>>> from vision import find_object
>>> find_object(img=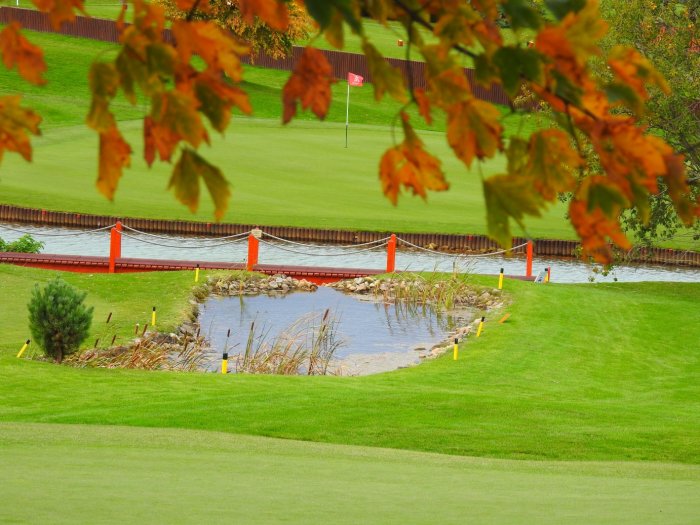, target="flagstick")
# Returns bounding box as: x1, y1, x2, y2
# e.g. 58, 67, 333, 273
345, 80, 350, 148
